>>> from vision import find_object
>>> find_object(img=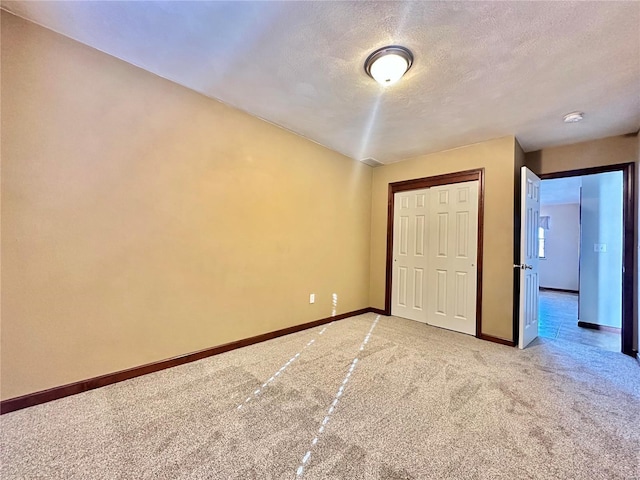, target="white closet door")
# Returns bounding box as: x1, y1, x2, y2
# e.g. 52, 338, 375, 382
426, 181, 479, 335
392, 189, 429, 323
